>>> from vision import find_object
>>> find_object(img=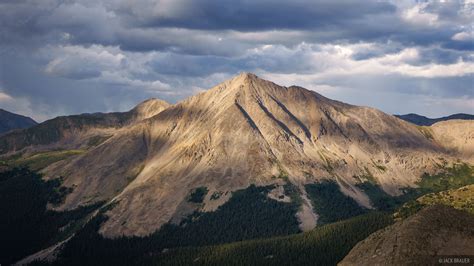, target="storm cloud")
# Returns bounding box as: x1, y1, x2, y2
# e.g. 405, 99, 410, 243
0, 0, 472, 121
